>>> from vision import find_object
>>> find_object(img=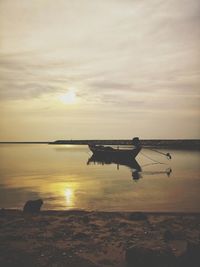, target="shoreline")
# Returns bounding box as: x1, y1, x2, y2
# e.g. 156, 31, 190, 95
2, 208, 200, 215
1, 209, 200, 267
